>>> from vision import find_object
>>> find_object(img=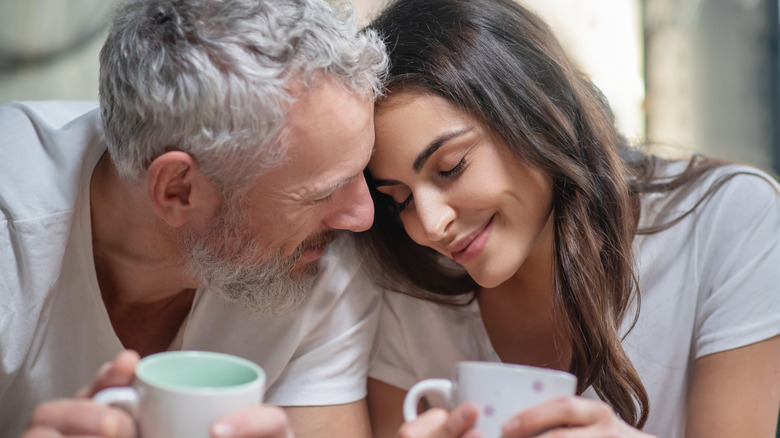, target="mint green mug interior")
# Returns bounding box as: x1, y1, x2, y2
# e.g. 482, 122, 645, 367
137, 351, 264, 392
